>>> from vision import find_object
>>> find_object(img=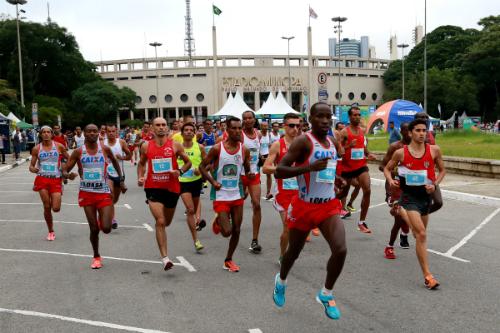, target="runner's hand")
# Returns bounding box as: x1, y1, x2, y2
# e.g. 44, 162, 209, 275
248, 173, 256, 180
30, 166, 39, 173
120, 181, 128, 193
171, 170, 180, 178
68, 172, 78, 180
425, 184, 436, 194
367, 153, 377, 161
213, 182, 222, 191
138, 177, 145, 187
194, 168, 200, 176
388, 179, 399, 189
350, 139, 357, 147
309, 158, 329, 172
